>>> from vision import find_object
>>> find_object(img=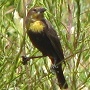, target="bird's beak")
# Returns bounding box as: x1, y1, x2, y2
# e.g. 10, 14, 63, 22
37, 8, 46, 15
39, 8, 46, 13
